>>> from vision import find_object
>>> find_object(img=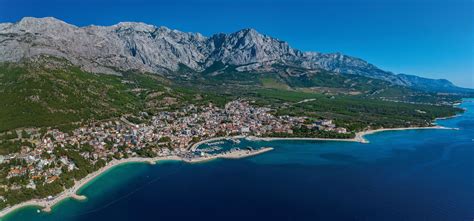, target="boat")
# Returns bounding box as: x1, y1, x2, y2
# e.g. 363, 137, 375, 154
207, 141, 224, 146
